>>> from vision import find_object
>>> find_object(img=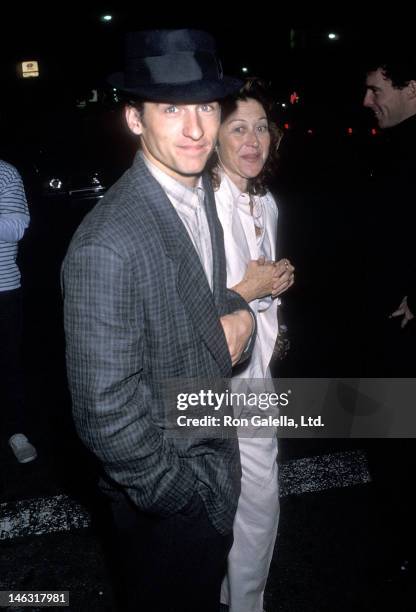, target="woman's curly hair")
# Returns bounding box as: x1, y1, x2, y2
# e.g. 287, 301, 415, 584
210, 77, 282, 196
